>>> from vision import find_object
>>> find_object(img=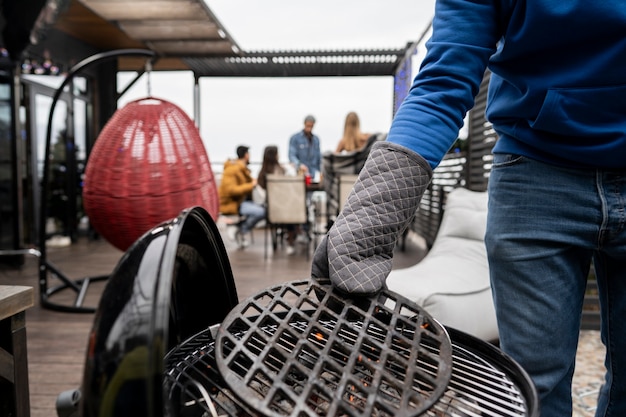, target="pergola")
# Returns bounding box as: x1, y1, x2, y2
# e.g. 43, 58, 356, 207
50, 0, 415, 75
3, 0, 422, 127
